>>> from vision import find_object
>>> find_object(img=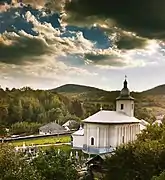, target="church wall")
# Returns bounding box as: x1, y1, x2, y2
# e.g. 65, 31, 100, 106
72, 135, 84, 149
84, 123, 140, 148
83, 122, 140, 154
